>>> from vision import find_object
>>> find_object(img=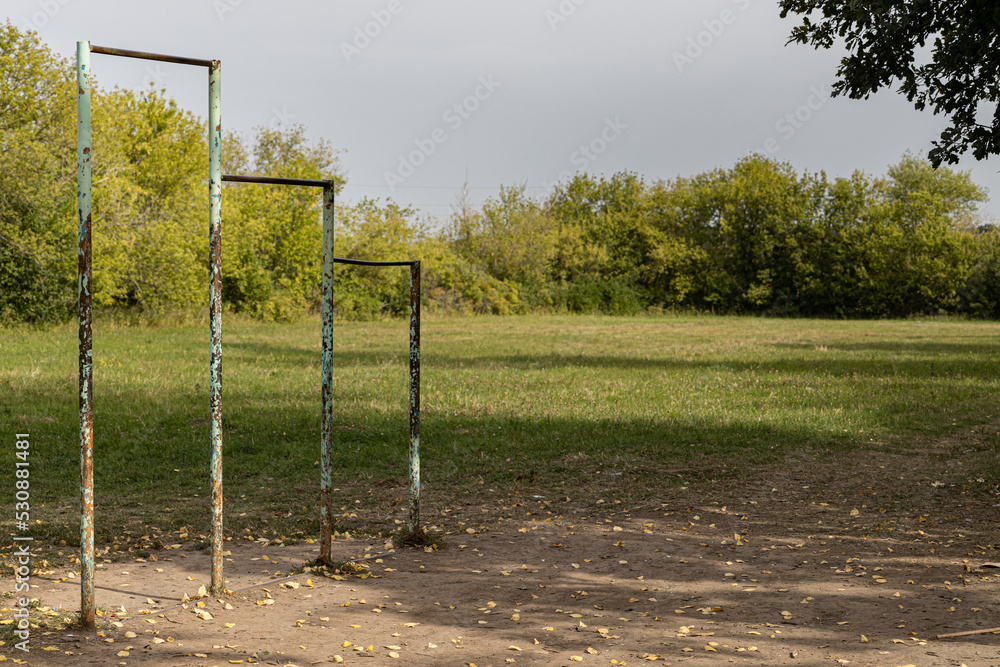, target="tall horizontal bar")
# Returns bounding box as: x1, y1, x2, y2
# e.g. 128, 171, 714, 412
222, 174, 333, 188
334, 257, 416, 267
90, 45, 216, 68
